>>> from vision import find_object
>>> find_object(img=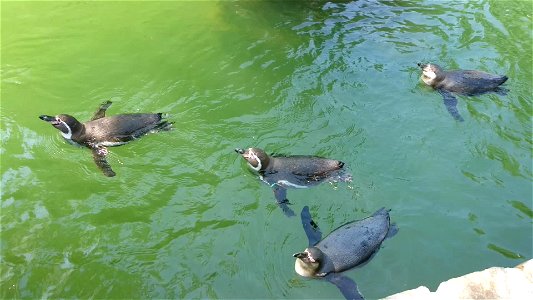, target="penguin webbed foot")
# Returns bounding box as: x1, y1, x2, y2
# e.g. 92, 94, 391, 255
154, 120, 174, 132
325, 273, 364, 300
91, 100, 113, 120
386, 222, 399, 239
